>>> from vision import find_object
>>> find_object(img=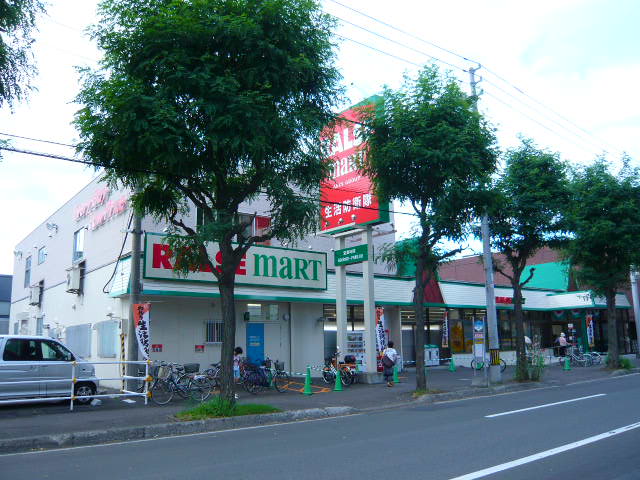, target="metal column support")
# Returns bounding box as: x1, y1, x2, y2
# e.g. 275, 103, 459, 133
335, 236, 347, 361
